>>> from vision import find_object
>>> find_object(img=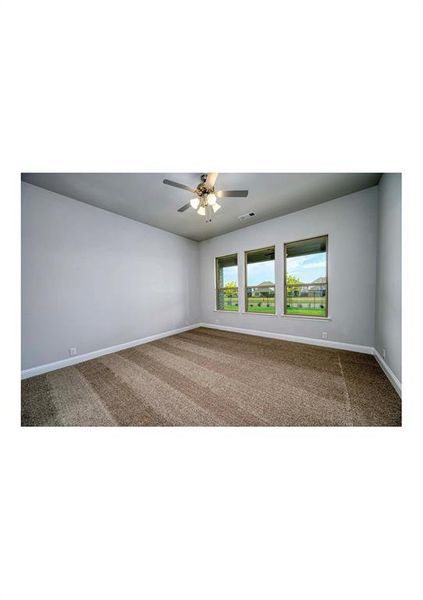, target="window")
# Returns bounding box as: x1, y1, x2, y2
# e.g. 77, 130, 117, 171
285, 235, 328, 317
216, 254, 239, 311
245, 247, 275, 313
